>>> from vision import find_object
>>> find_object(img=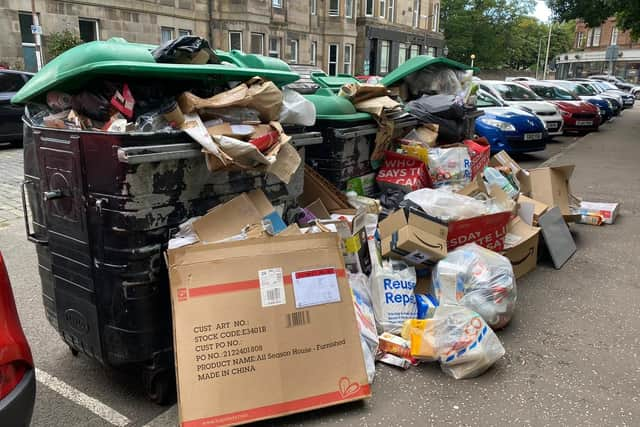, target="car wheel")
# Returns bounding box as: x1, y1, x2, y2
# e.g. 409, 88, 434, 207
9, 140, 23, 148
